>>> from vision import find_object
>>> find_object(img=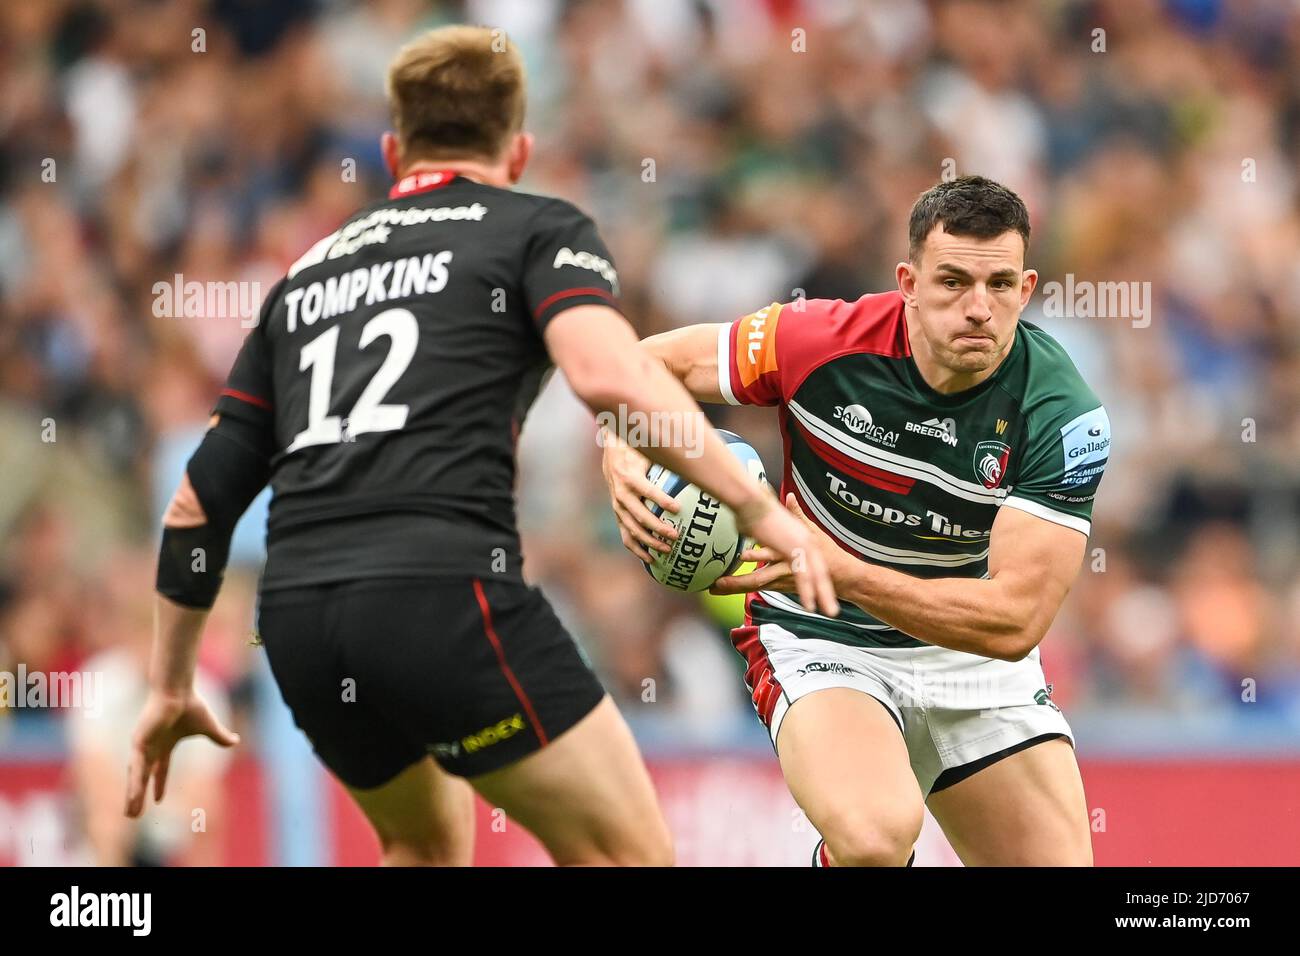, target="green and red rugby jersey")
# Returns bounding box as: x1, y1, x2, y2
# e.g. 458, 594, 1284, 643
717, 291, 1111, 648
